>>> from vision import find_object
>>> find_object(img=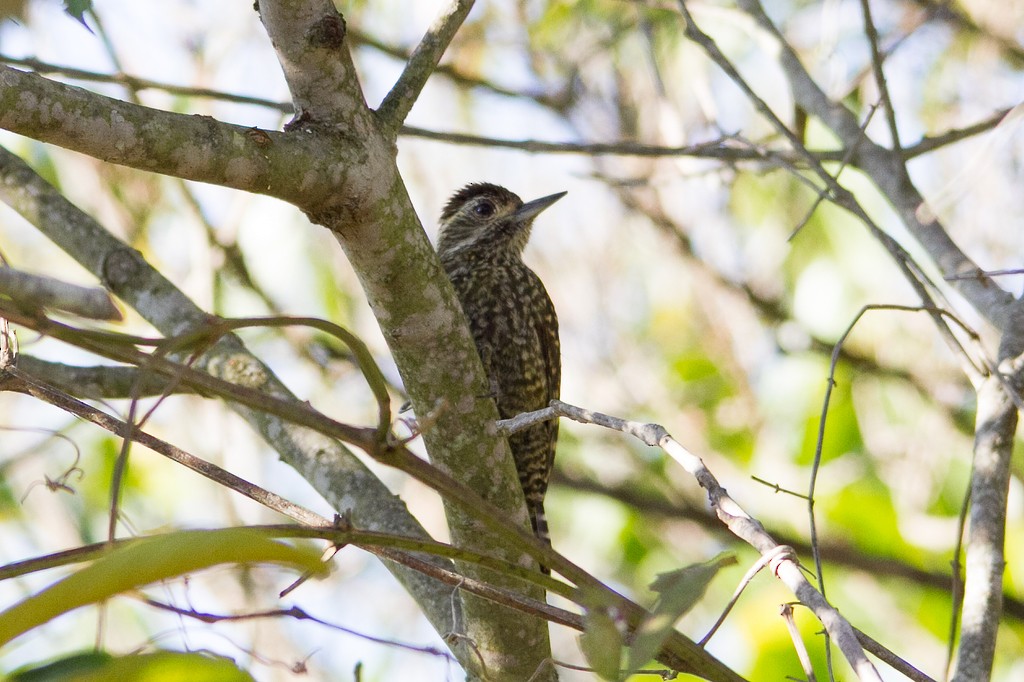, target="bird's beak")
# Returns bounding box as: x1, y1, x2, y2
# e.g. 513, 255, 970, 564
515, 191, 567, 222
